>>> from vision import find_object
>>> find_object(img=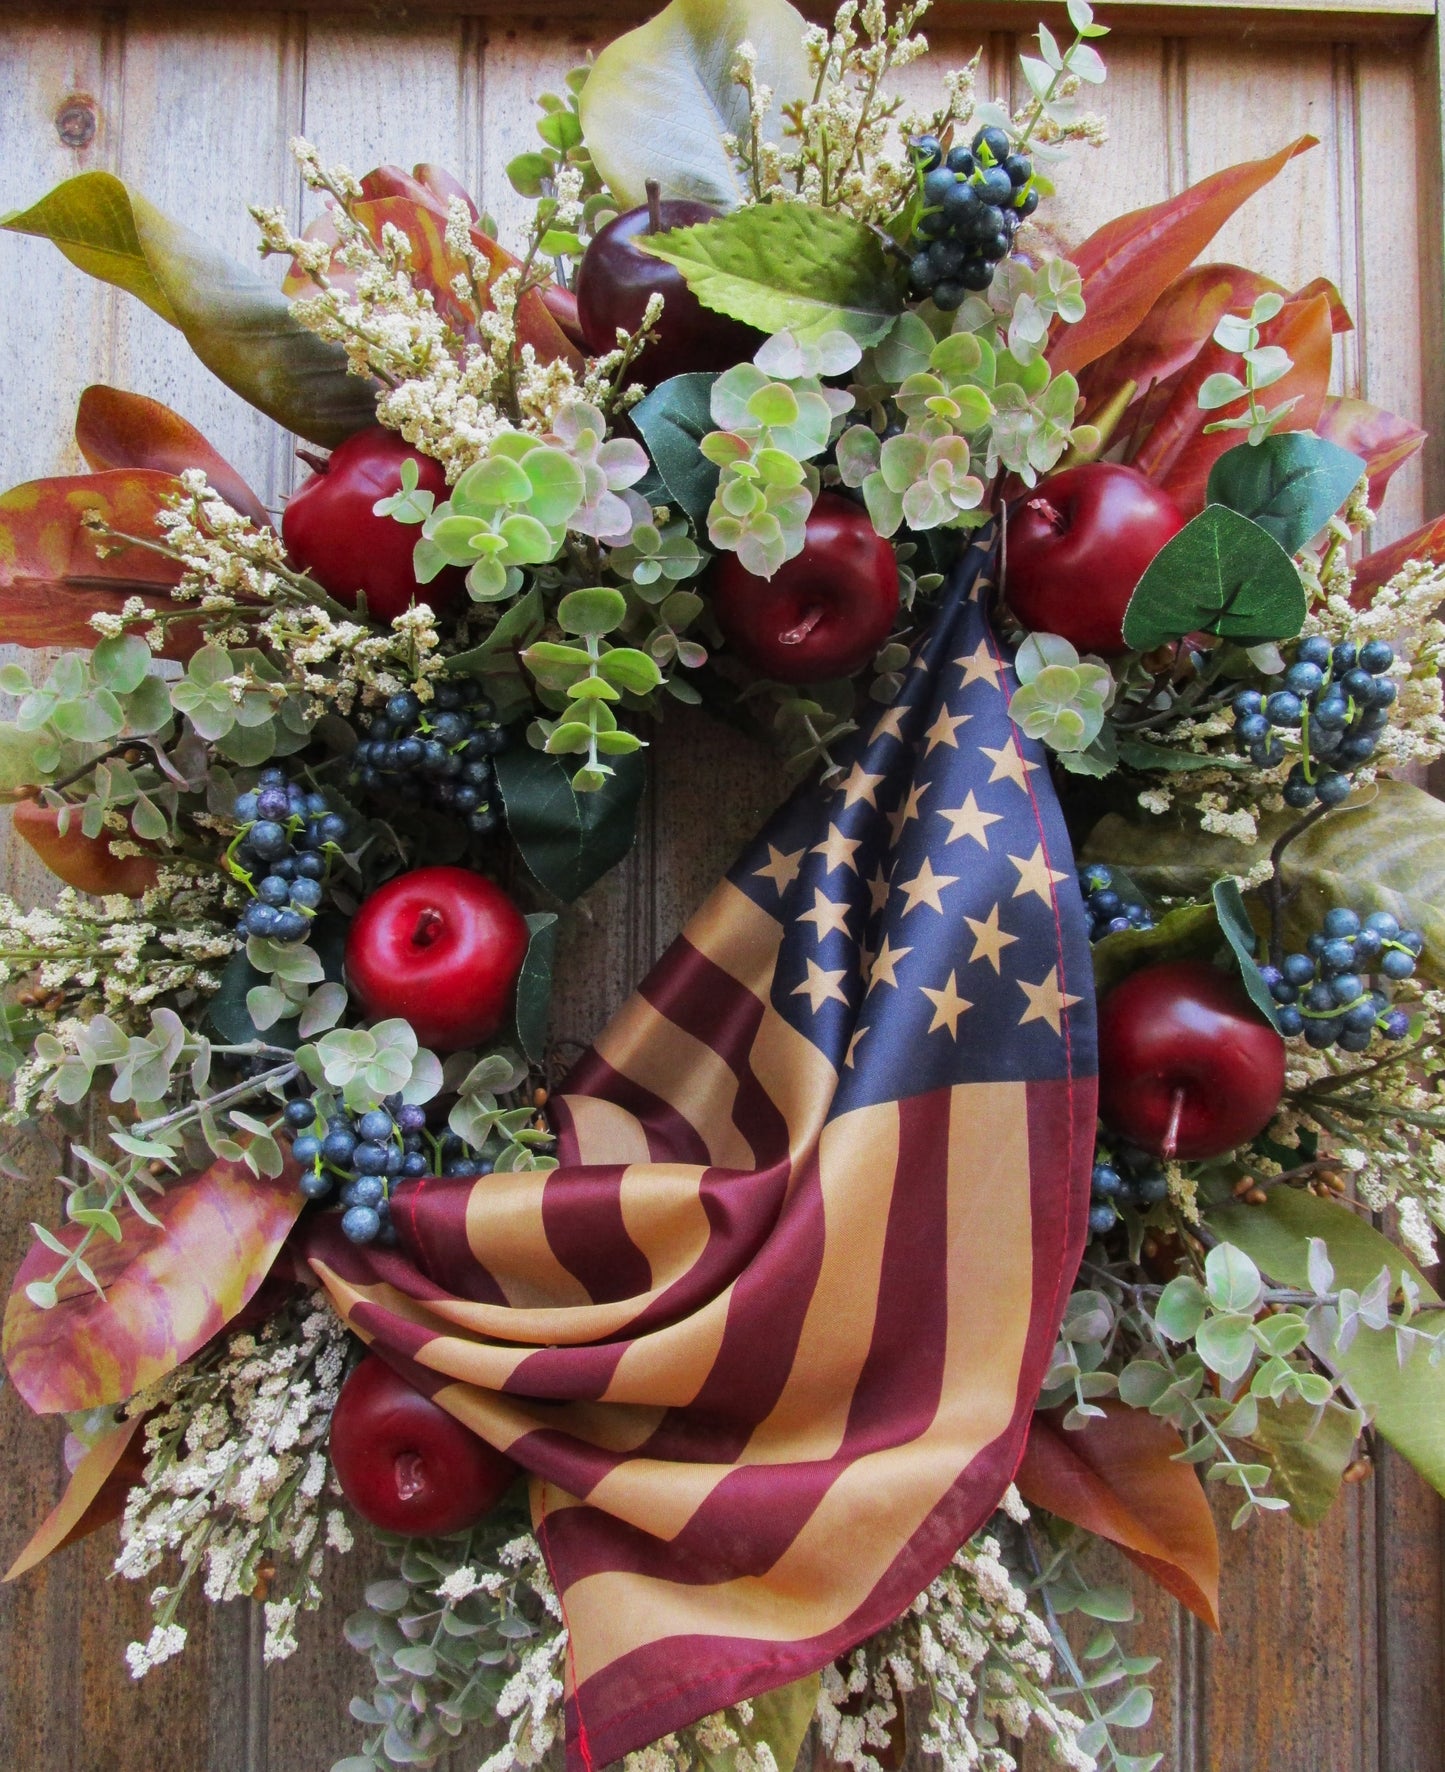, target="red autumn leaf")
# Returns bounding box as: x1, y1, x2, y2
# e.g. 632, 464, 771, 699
3, 1147, 302, 1415
1016, 1401, 1221, 1631
1132, 291, 1334, 516
74, 385, 270, 528
1292, 277, 1354, 334
0, 469, 203, 660
412, 163, 479, 221
1315, 396, 1426, 514
1351, 512, 1445, 601
1050, 135, 1318, 378
11, 800, 159, 898
3, 1411, 147, 1581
